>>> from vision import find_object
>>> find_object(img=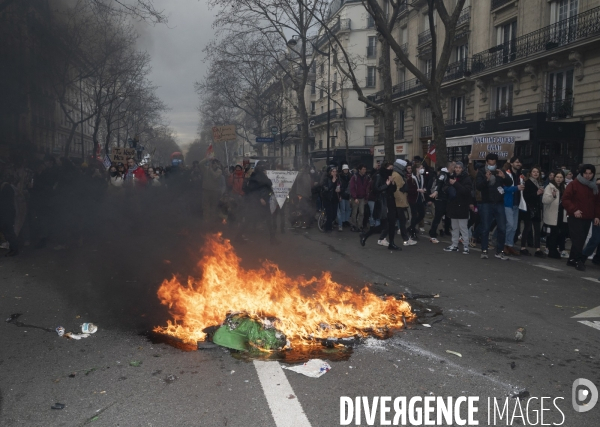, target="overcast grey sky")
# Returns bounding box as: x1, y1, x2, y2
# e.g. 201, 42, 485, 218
138, 0, 217, 149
